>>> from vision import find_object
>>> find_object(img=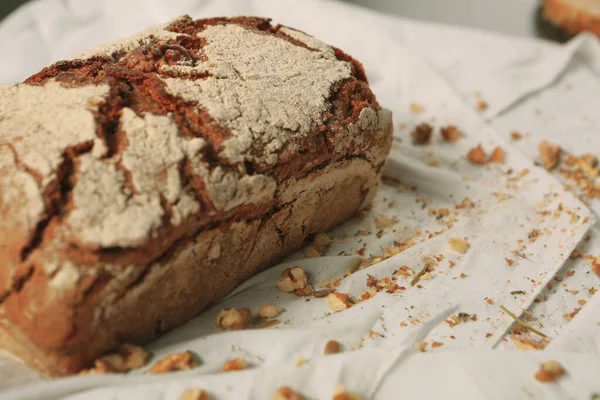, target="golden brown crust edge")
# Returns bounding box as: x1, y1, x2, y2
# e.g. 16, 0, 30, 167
542, 0, 600, 37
